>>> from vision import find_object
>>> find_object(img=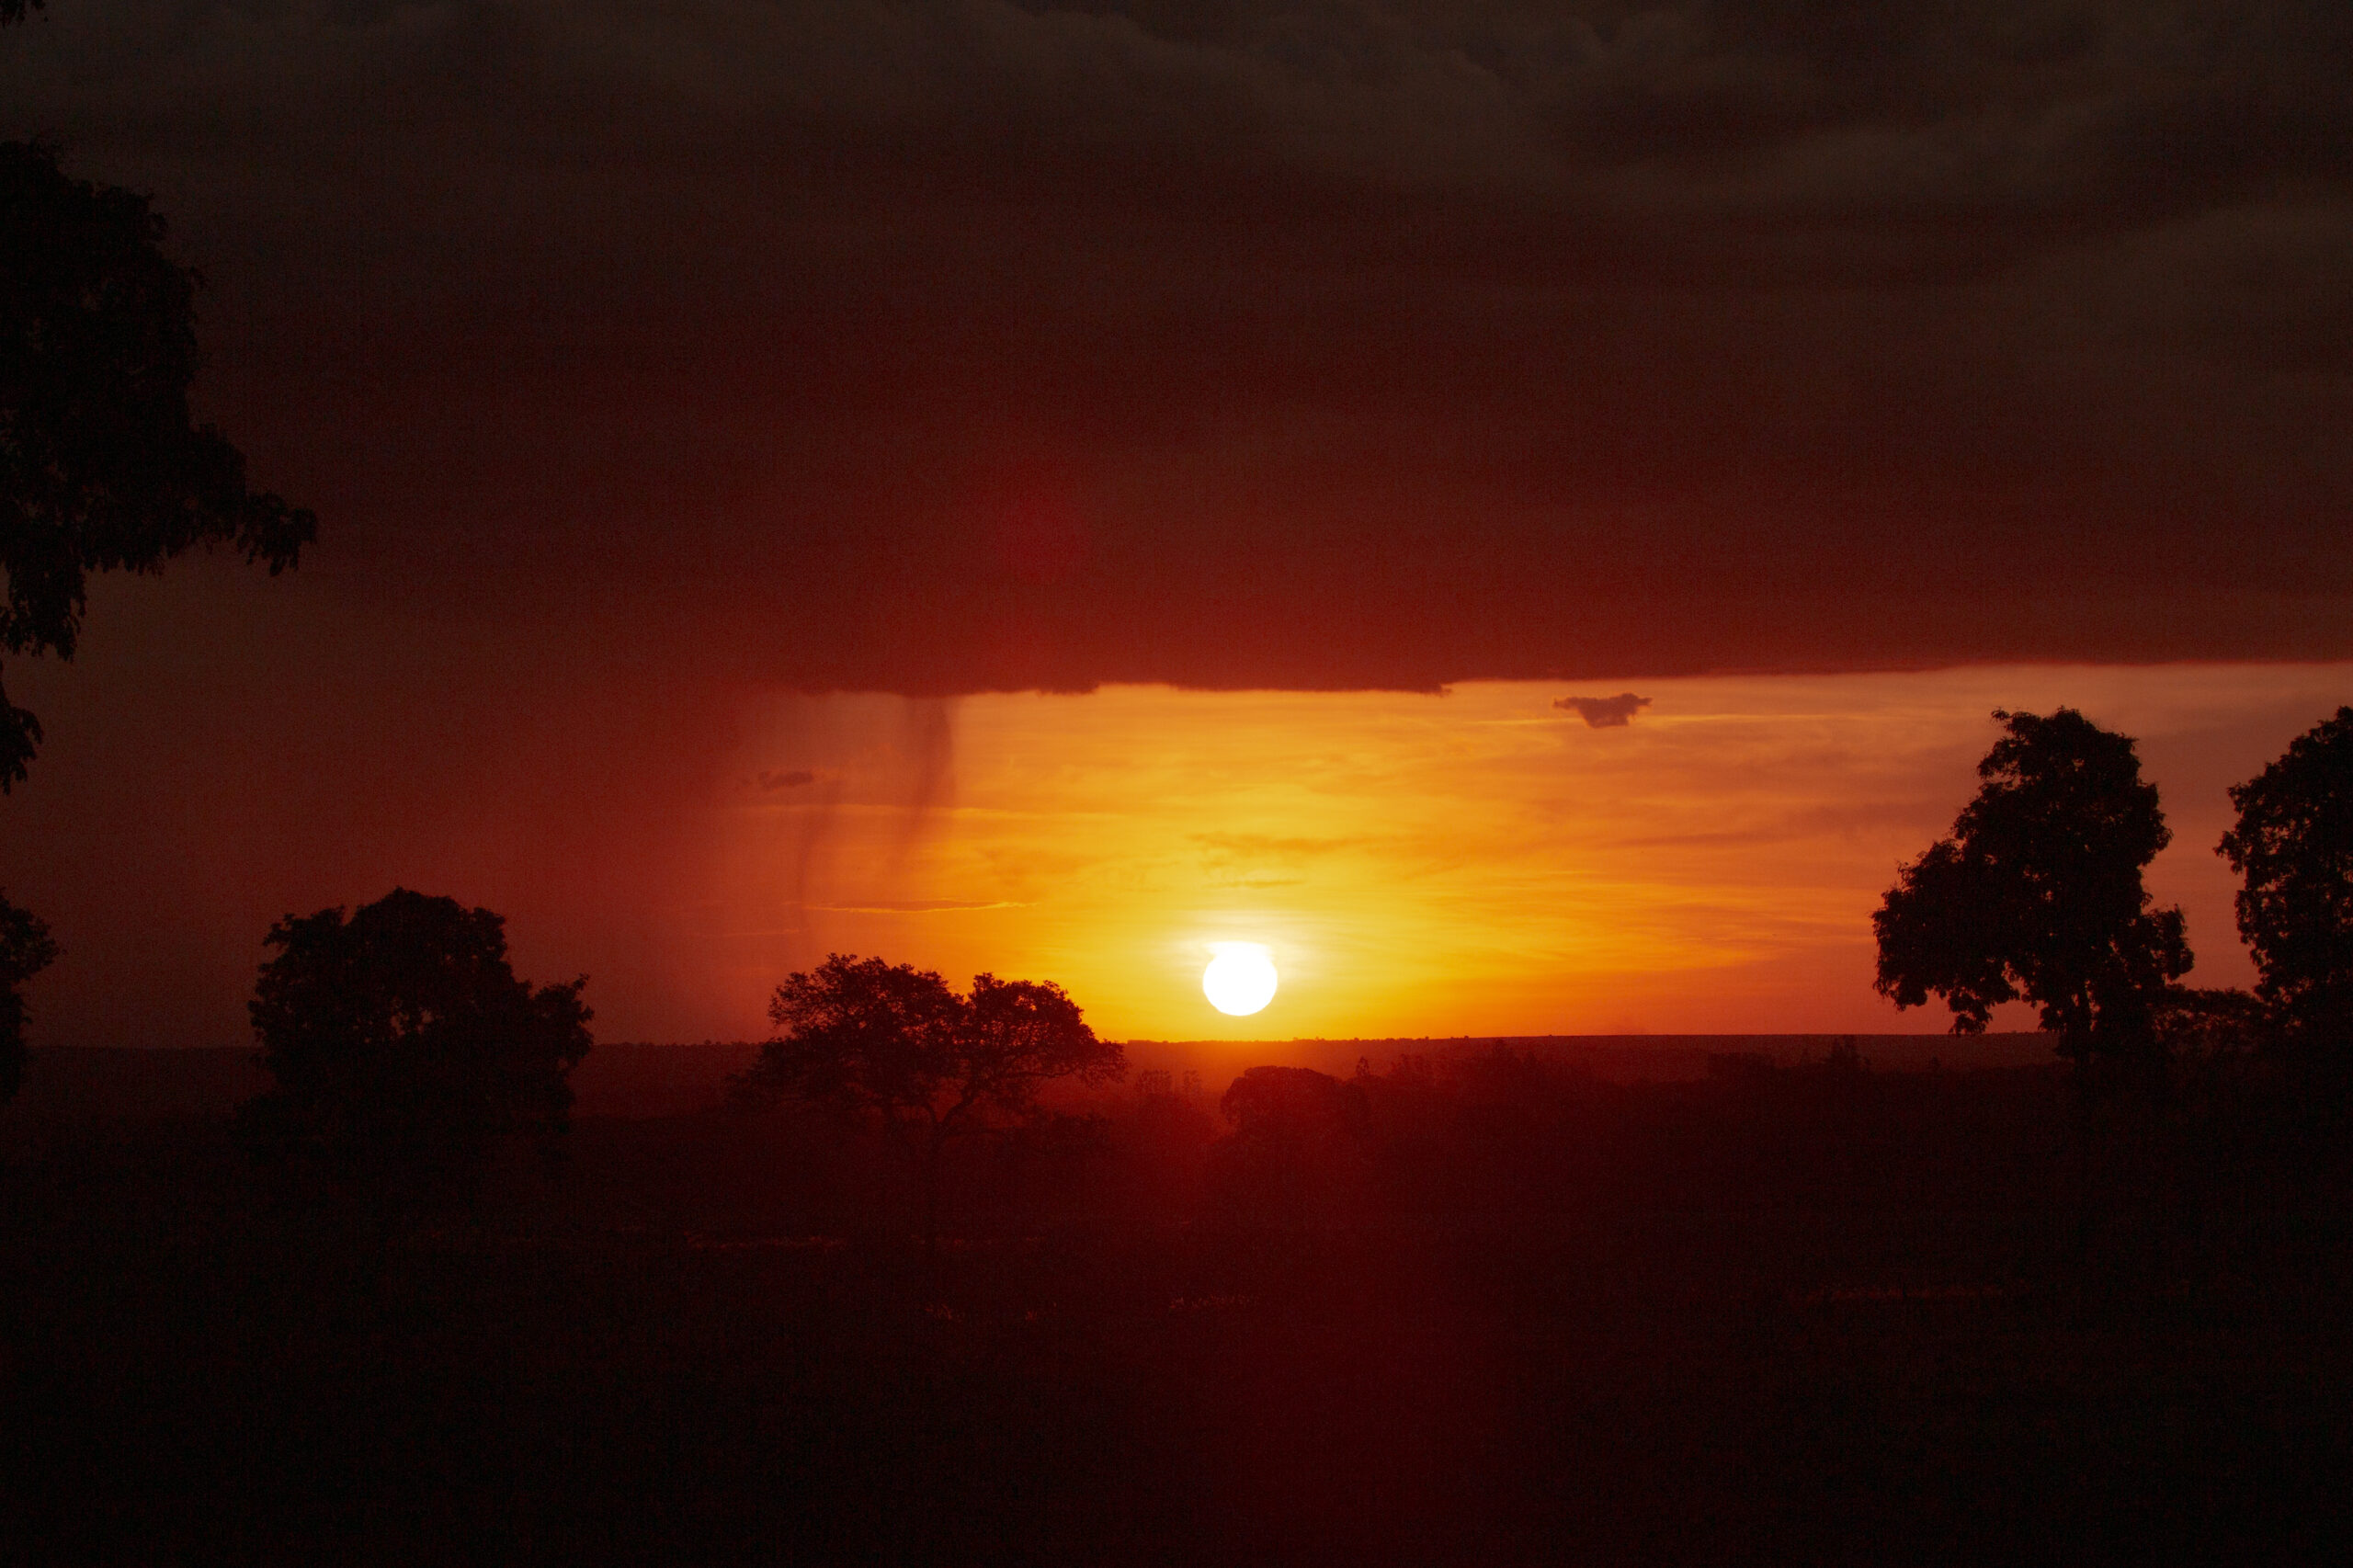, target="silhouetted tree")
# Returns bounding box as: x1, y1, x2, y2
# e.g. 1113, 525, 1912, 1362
1213, 1065, 1369, 1221
5, 56, 308, 1074
1874, 708, 2190, 1062
2218, 708, 2353, 1056
3, 138, 313, 787
0, 890, 57, 1103
733, 954, 1124, 1254
236, 889, 592, 1207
